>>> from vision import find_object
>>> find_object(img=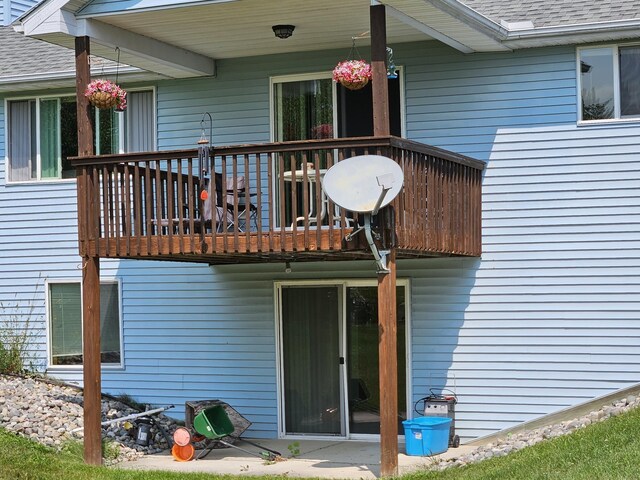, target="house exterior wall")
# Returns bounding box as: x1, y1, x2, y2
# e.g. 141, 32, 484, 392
2, 0, 39, 25
1, 41, 640, 441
